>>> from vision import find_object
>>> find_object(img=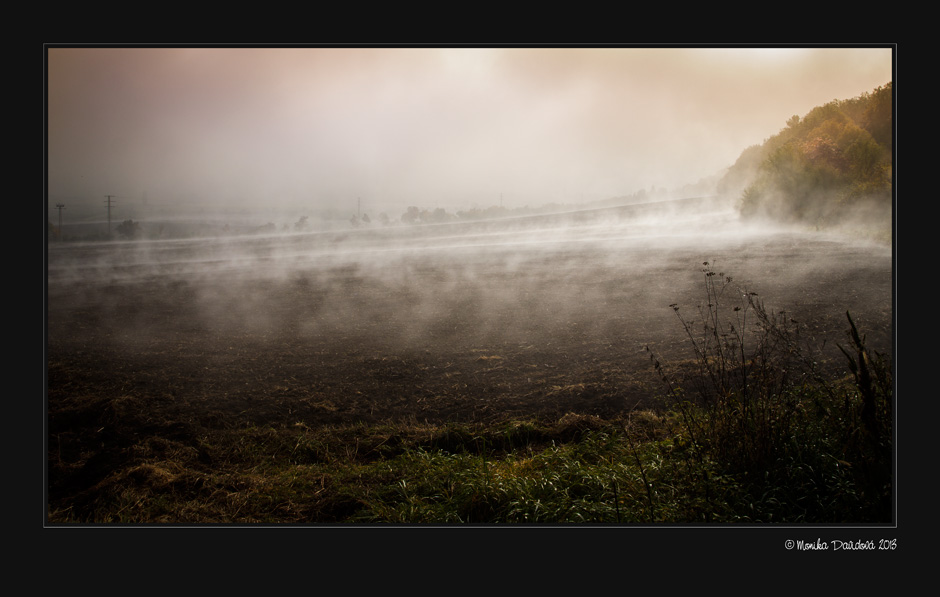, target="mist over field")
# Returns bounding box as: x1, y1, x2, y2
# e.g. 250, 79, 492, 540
46, 45, 895, 410
47, 195, 892, 364
45, 47, 898, 525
